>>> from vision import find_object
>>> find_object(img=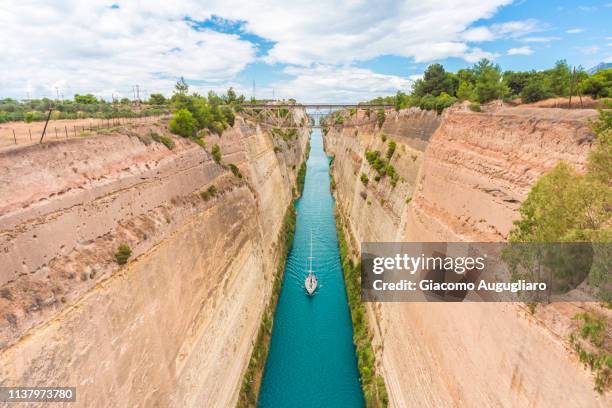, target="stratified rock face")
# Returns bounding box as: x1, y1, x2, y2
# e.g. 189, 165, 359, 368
324, 108, 441, 243
325, 106, 610, 407
0, 114, 309, 407
406, 106, 596, 242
